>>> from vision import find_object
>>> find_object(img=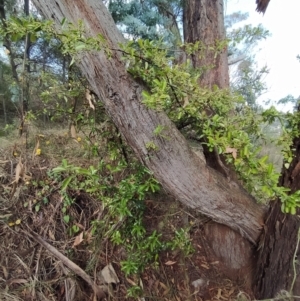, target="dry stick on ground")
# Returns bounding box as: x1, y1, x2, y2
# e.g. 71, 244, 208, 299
23, 228, 106, 299
31, 195, 63, 293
